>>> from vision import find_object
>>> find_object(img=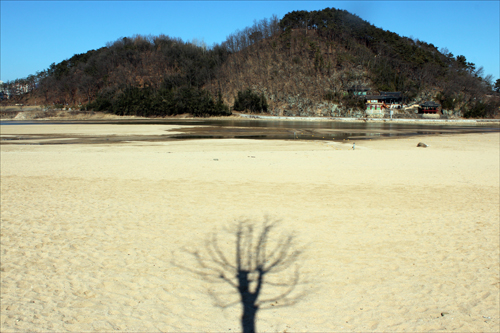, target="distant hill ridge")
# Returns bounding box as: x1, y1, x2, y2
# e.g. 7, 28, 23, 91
3, 7, 499, 118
